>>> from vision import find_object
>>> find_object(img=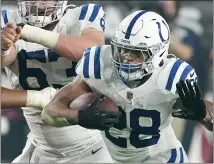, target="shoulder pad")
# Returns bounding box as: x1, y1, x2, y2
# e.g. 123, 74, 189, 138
157, 58, 198, 94
76, 45, 112, 80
